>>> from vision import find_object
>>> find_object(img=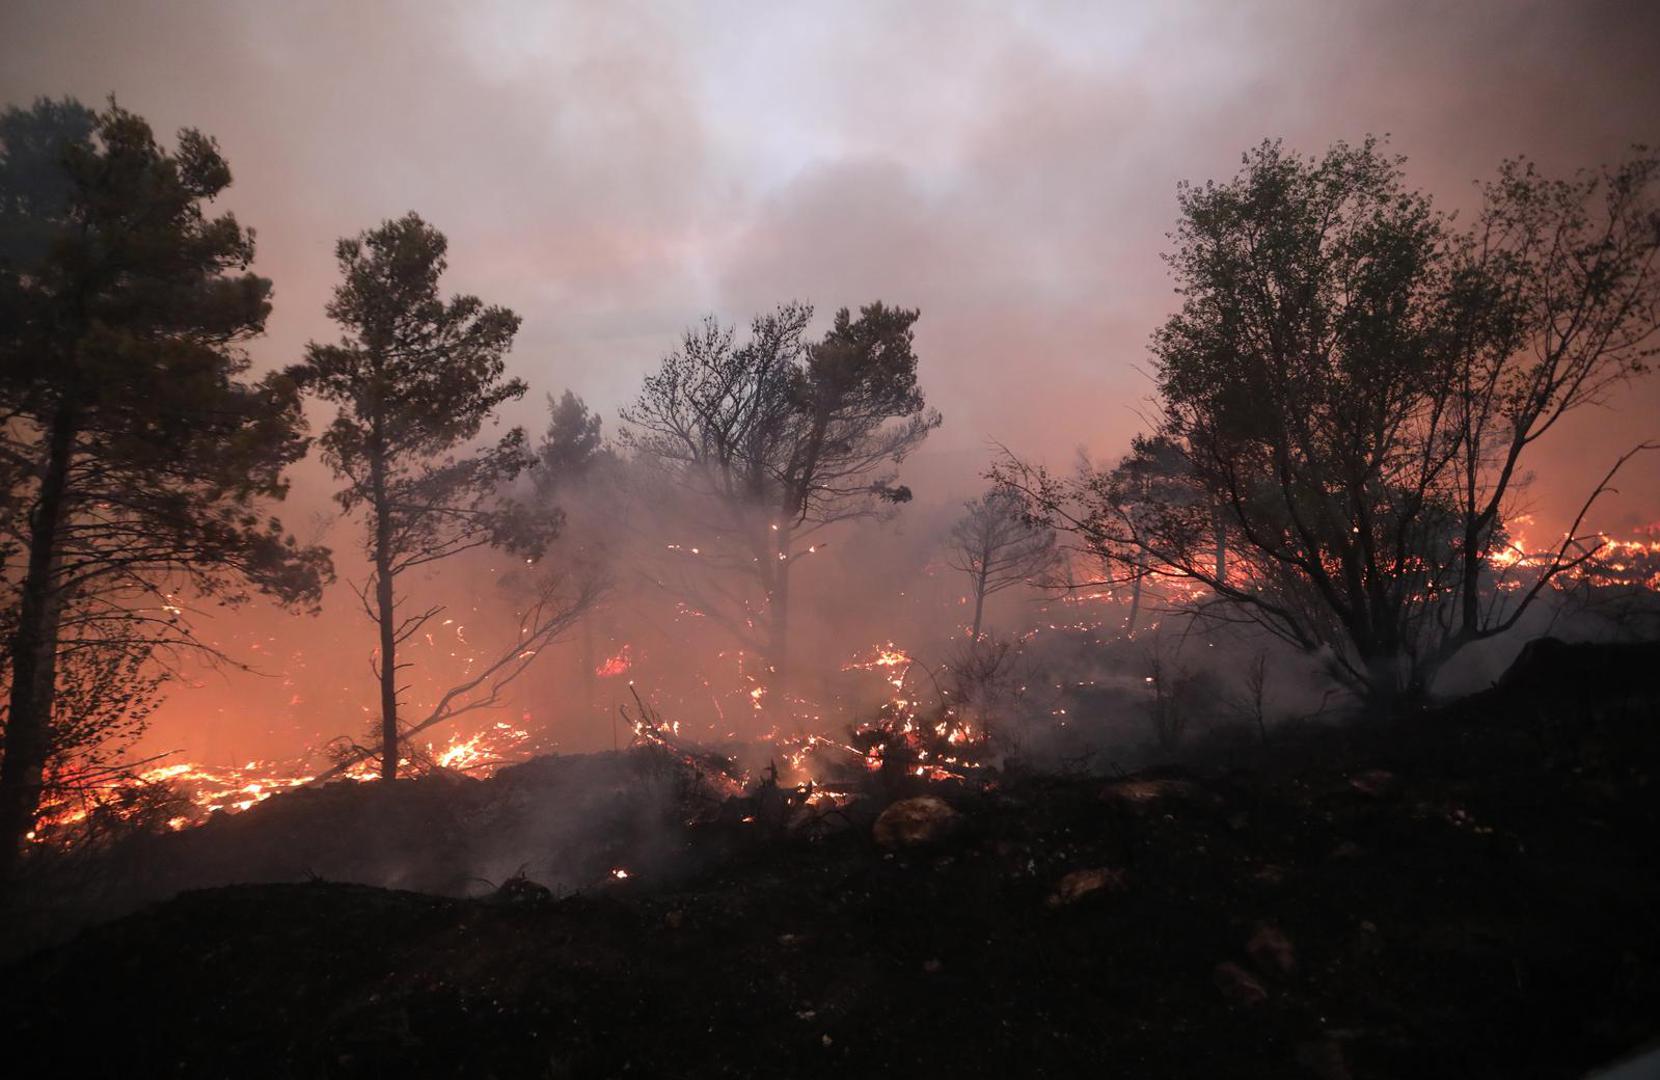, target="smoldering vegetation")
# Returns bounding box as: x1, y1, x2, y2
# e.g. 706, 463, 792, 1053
6, 87, 1660, 1079
8, 567, 1654, 965
7, 645, 1660, 1078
